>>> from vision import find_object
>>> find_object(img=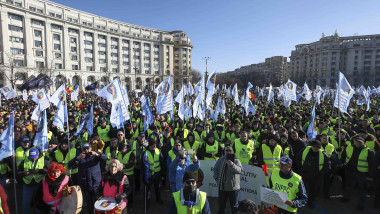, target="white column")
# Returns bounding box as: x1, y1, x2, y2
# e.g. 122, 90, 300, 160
0, 11, 10, 64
